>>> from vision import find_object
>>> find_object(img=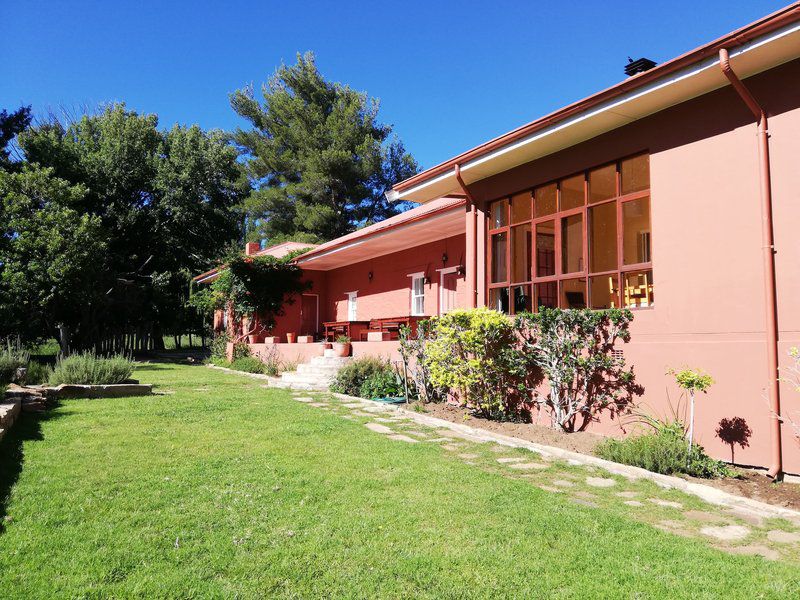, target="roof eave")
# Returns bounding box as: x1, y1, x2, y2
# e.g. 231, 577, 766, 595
391, 3, 800, 203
